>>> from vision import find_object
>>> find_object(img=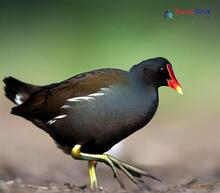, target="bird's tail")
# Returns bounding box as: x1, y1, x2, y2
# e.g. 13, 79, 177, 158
3, 77, 41, 106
